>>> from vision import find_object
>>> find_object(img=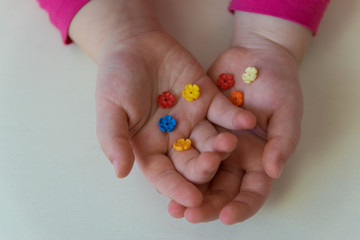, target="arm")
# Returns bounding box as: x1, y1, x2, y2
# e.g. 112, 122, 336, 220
231, 11, 312, 64
68, 0, 161, 61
